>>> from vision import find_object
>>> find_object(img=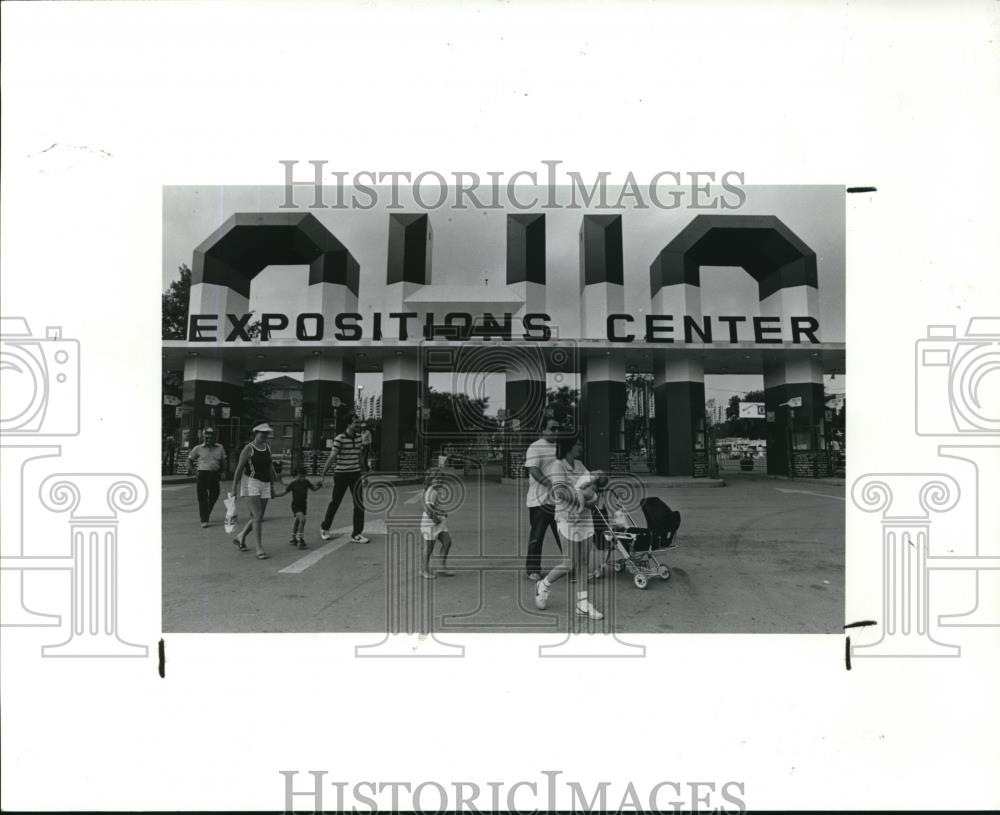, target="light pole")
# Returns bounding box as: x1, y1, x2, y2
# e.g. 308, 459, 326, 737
357, 384, 364, 419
